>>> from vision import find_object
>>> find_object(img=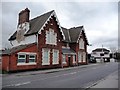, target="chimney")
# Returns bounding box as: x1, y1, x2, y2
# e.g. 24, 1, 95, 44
18, 8, 30, 25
